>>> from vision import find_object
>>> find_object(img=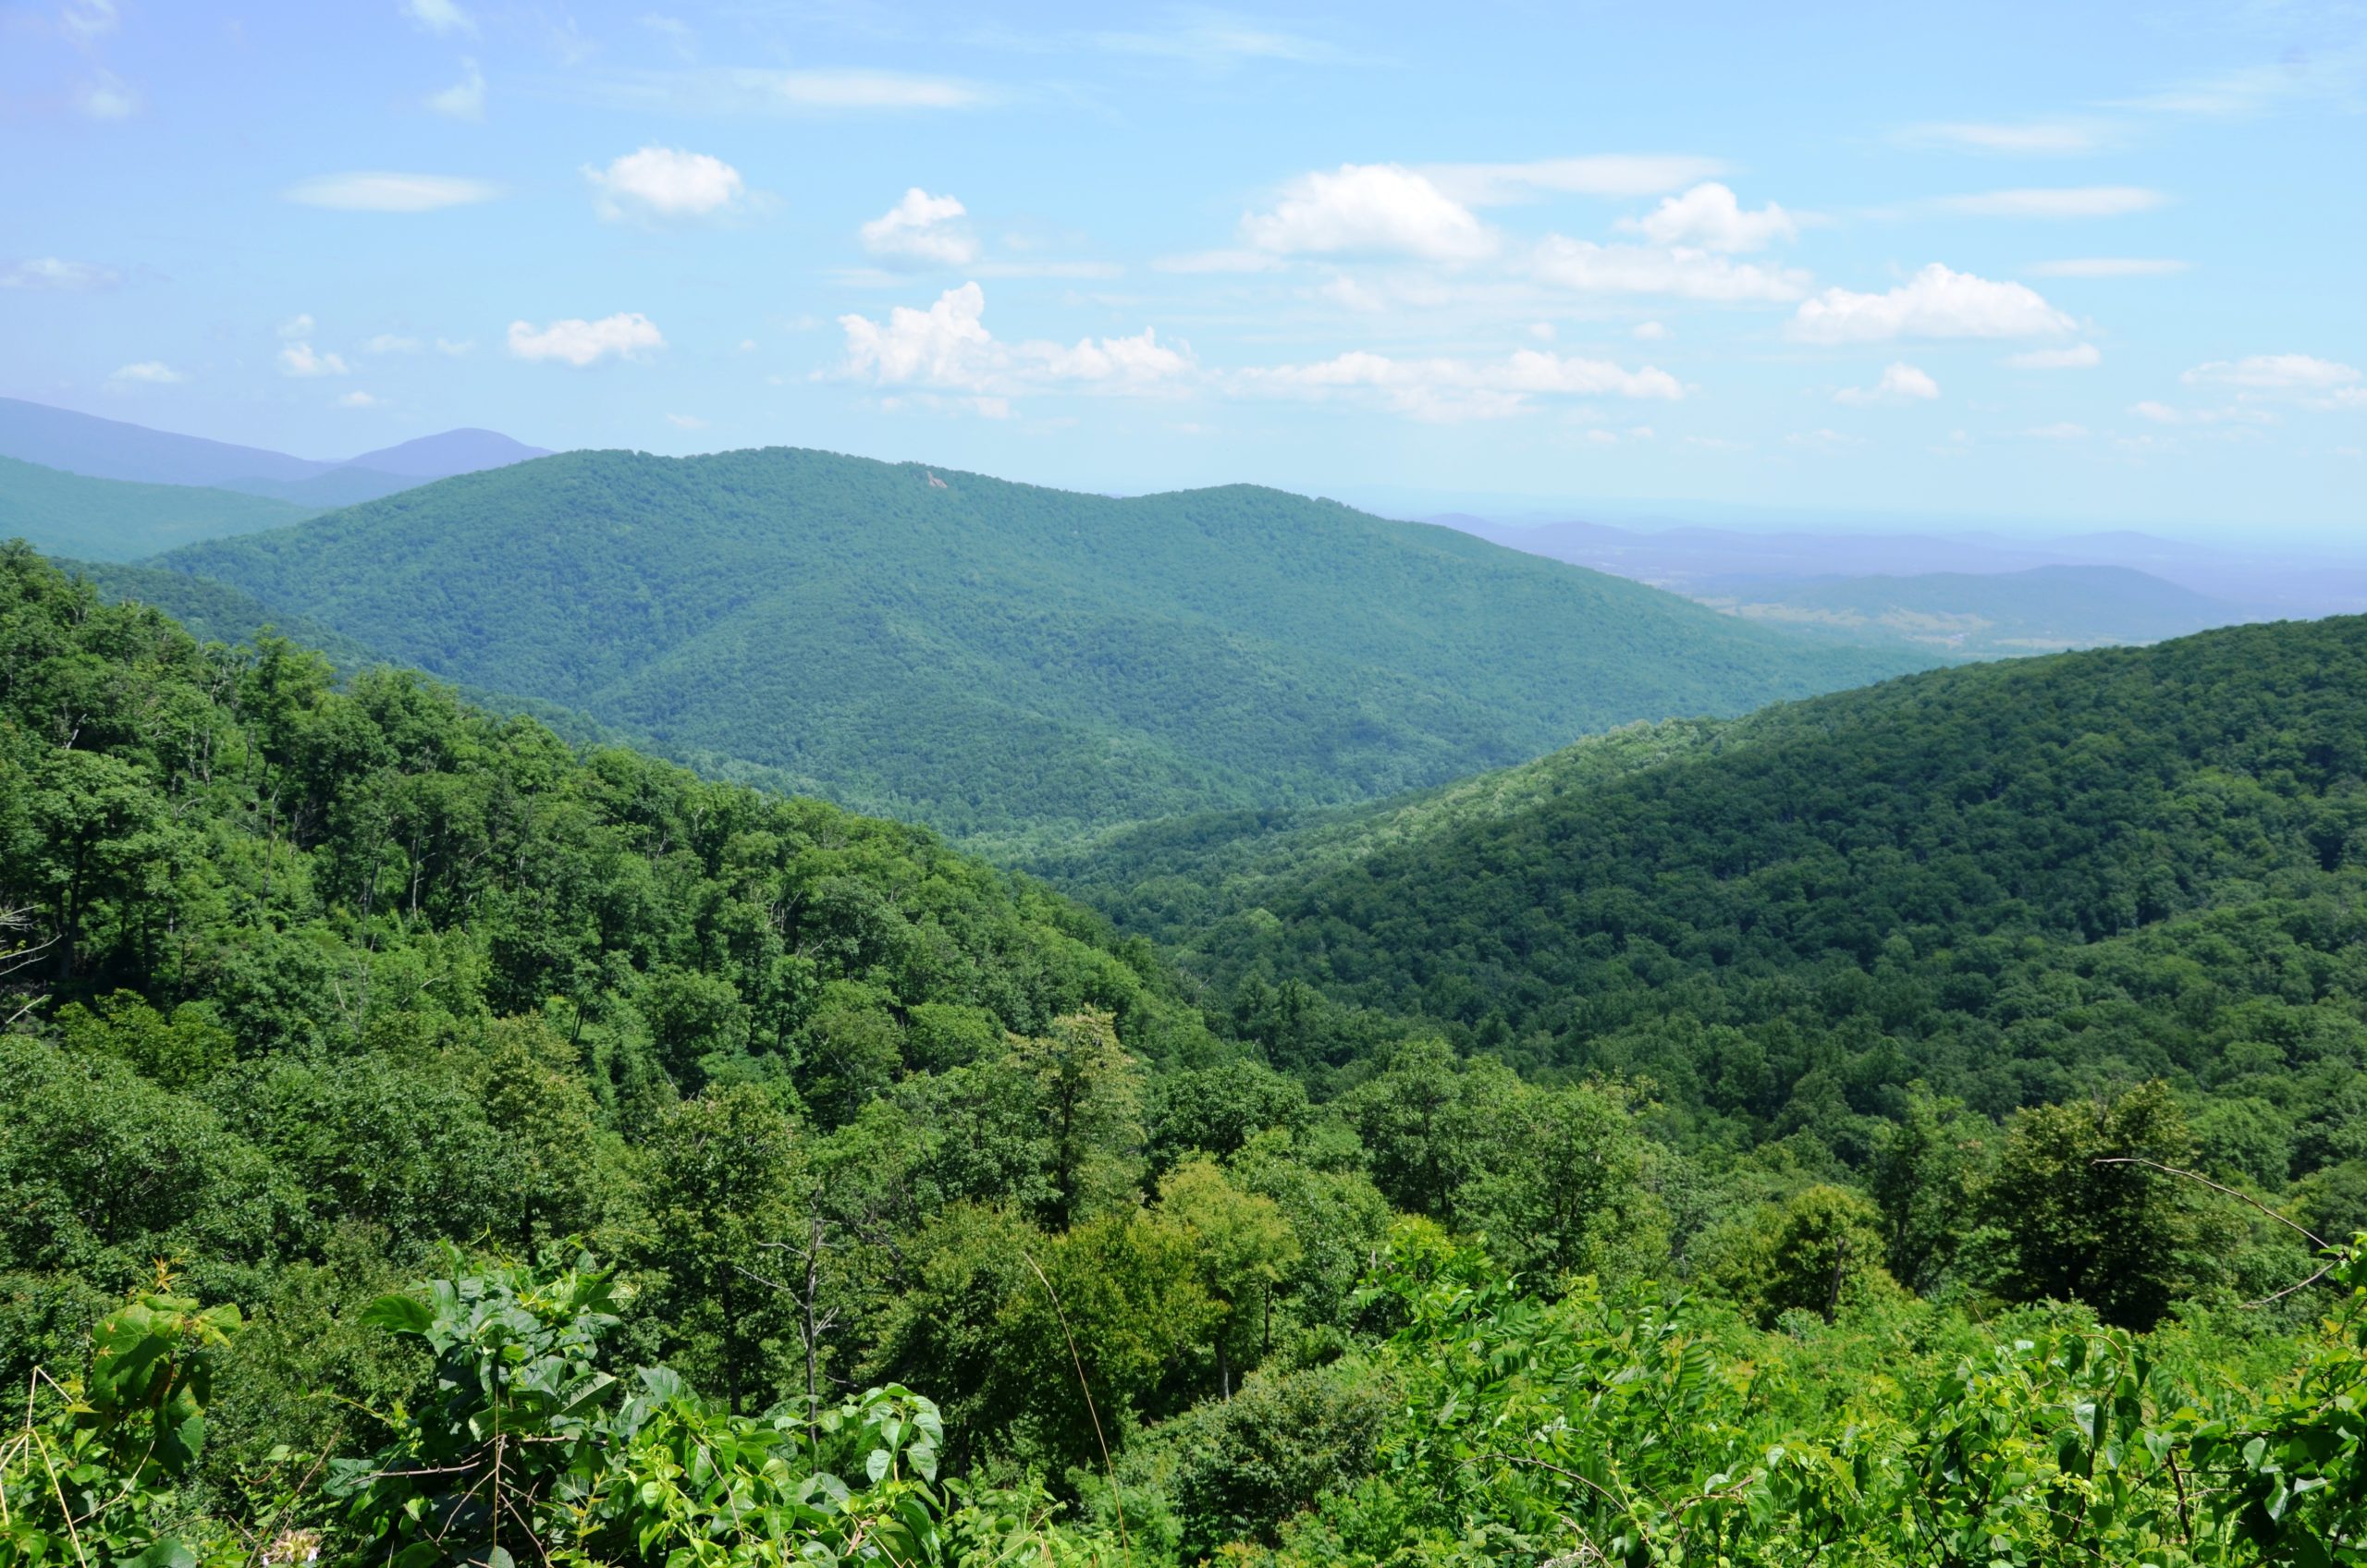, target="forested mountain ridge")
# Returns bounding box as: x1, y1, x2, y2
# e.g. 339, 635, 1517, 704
1156, 616, 2367, 1226
2, 543, 2362, 1567
152, 445, 1935, 842
0, 456, 319, 561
